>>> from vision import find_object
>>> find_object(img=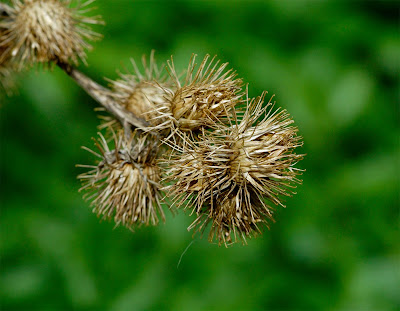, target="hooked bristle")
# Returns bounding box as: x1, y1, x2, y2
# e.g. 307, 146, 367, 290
151, 54, 244, 136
